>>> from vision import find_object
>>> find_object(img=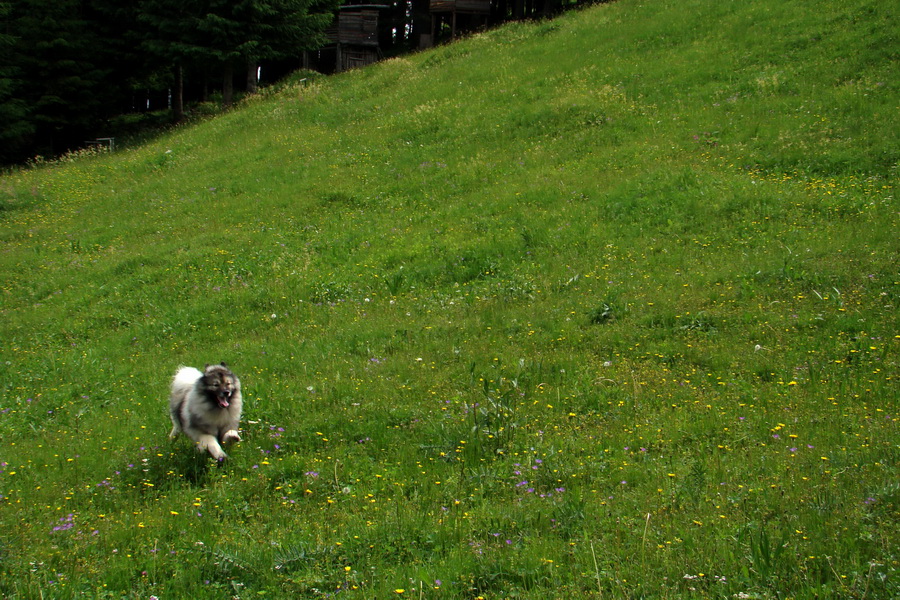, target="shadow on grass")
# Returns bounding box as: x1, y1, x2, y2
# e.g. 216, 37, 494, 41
114, 443, 225, 494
